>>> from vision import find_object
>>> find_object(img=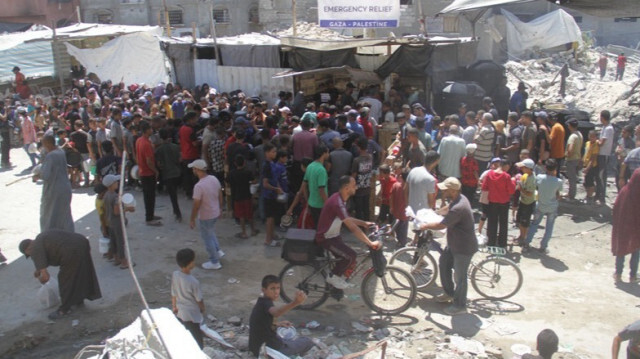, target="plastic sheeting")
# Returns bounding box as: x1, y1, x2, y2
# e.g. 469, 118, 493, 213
375, 45, 434, 79
501, 9, 582, 56
287, 48, 358, 71
65, 31, 169, 86
218, 45, 280, 68
437, 0, 533, 14
0, 41, 54, 82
